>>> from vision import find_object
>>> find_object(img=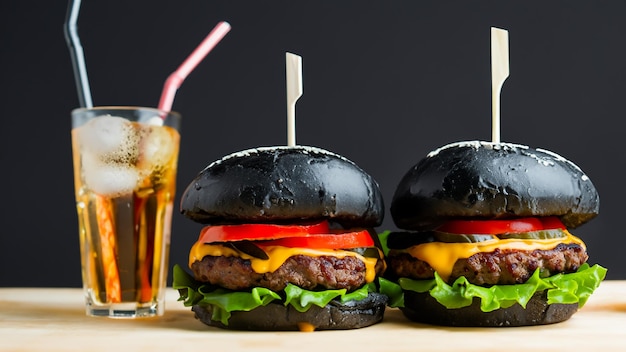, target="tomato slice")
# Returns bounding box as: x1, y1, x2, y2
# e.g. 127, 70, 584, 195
257, 229, 375, 249
197, 222, 375, 250
435, 216, 565, 235
538, 217, 567, 230
198, 221, 330, 243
